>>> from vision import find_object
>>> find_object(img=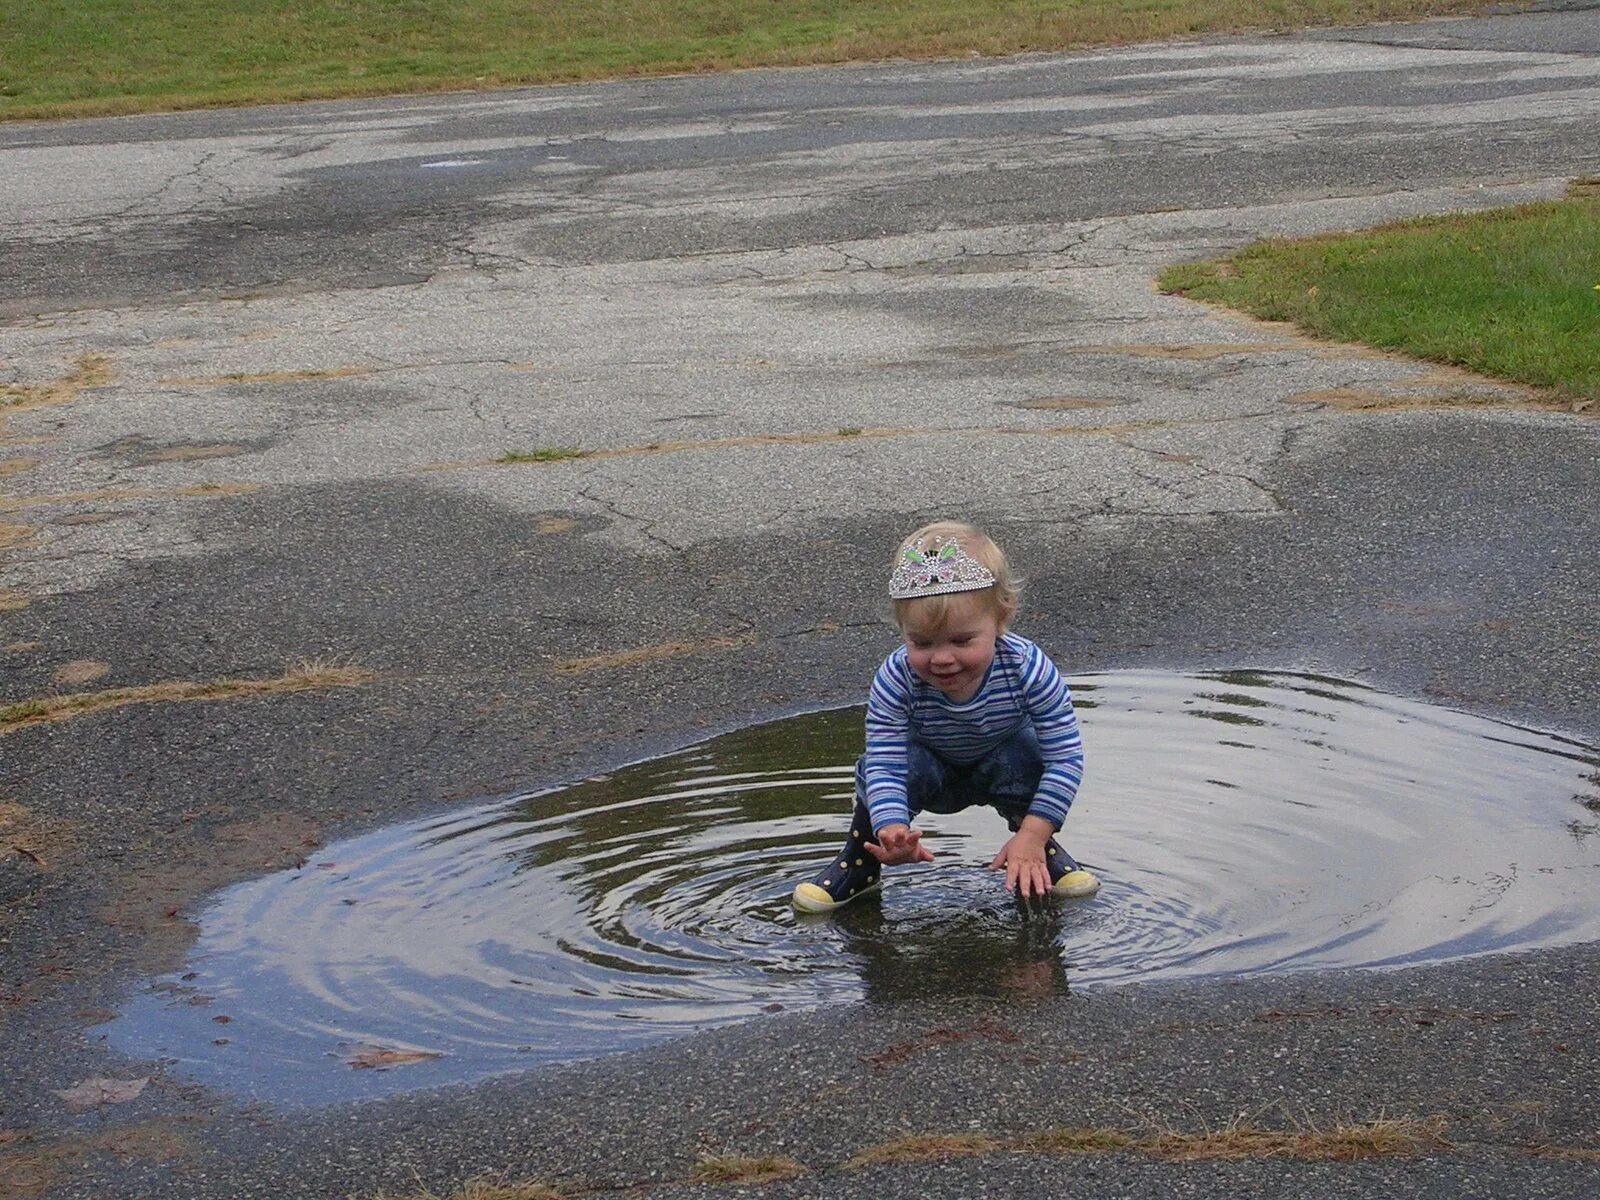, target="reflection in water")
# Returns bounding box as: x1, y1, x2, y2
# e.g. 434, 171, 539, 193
109, 672, 1600, 1107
